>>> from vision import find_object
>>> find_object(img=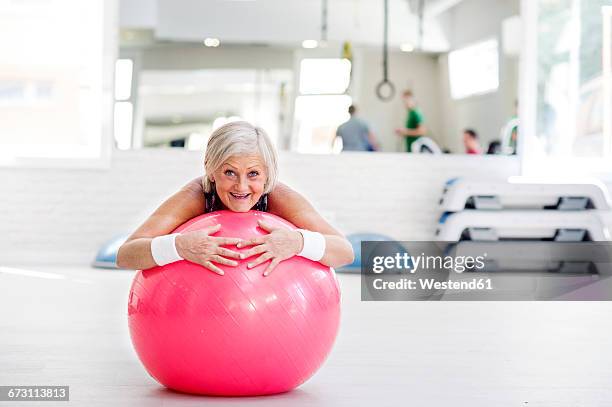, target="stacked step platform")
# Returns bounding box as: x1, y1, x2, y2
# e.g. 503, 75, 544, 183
435, 177, 612, 273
